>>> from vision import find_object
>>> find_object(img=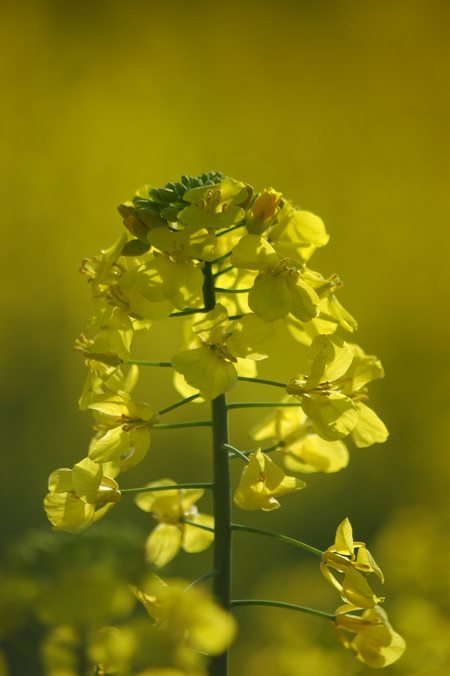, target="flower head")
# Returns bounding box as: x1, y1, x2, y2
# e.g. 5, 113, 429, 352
233, 450, 305, 511
134, 480, 214, 567
44, 457, 120, 533
335, 605, 406, 668
321, 518, 384, 608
